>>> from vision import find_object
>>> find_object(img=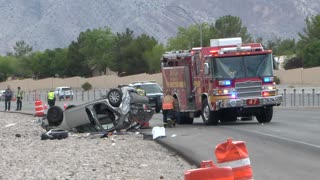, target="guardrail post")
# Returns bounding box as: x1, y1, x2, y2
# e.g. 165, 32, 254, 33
87, 90, 90, 101
312, 89, 315, 106
301, 89, 304, 106
82, 91, 84, 102
283, 89, 287, 106
293, 89, 296, 106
